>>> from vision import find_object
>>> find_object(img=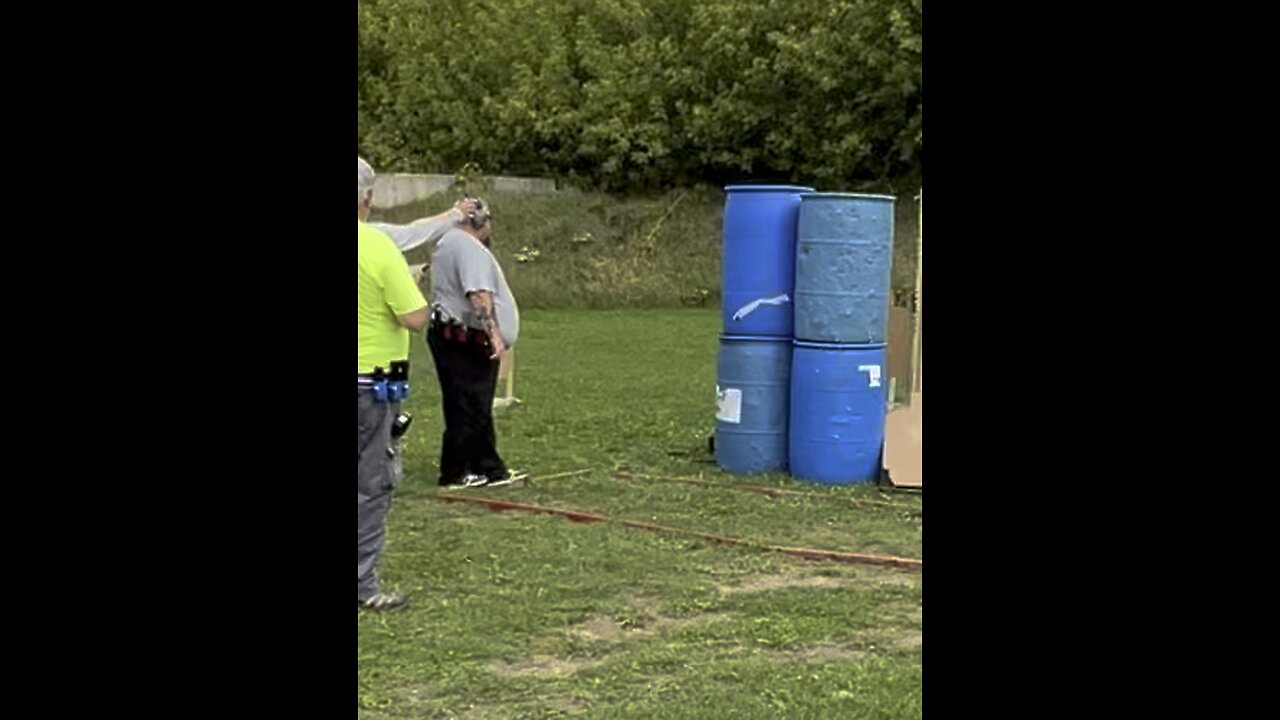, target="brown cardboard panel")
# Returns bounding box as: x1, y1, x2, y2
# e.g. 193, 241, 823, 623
883, 393, 922, 487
